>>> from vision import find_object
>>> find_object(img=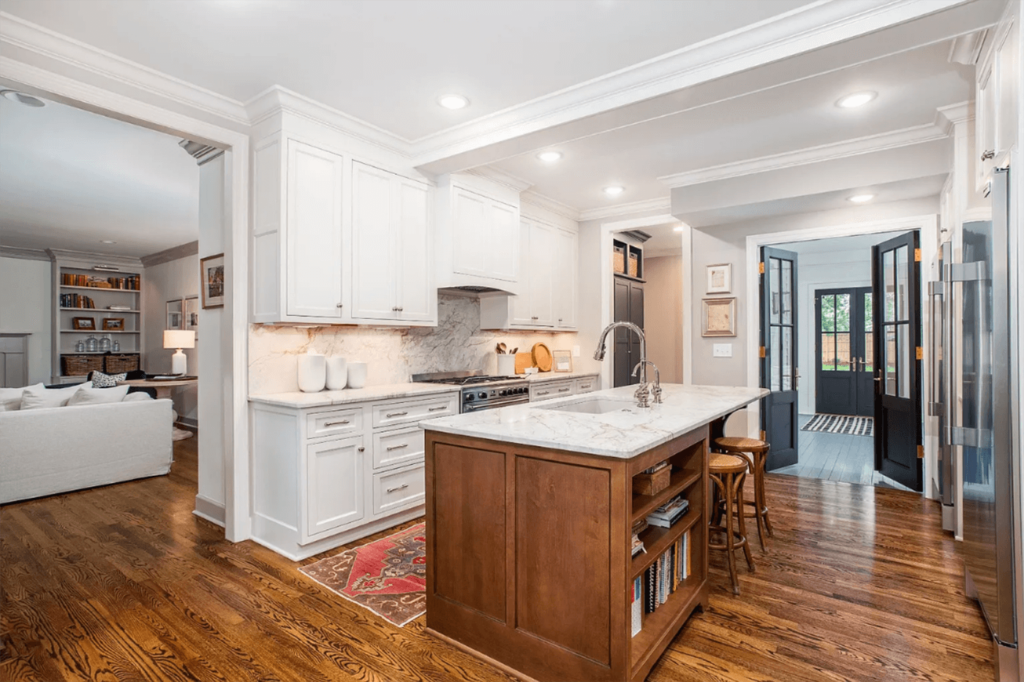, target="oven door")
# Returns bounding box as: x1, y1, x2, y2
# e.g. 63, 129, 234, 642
462, 395, 529, 413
